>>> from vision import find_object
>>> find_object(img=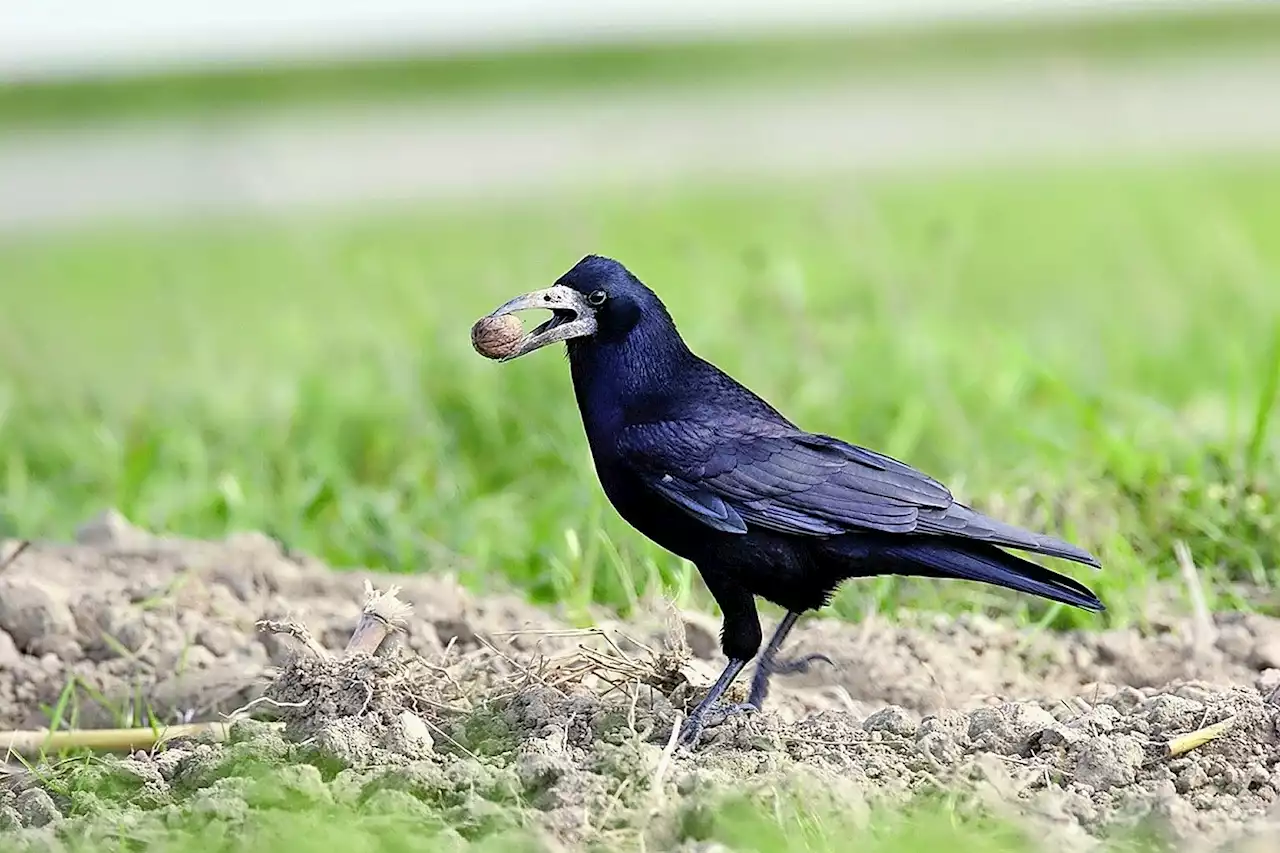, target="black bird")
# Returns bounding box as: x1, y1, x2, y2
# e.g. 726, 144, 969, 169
484, 255, 1103, 747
